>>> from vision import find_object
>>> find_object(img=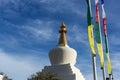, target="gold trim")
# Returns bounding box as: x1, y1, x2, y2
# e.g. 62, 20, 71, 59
58, 22, 68, 45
